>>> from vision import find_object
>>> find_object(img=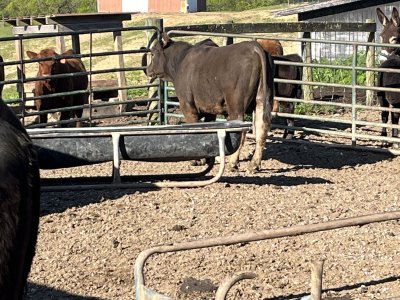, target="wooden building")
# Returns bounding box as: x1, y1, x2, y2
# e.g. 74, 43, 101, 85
97, 0, 206, 13
277, 0, 400, 60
